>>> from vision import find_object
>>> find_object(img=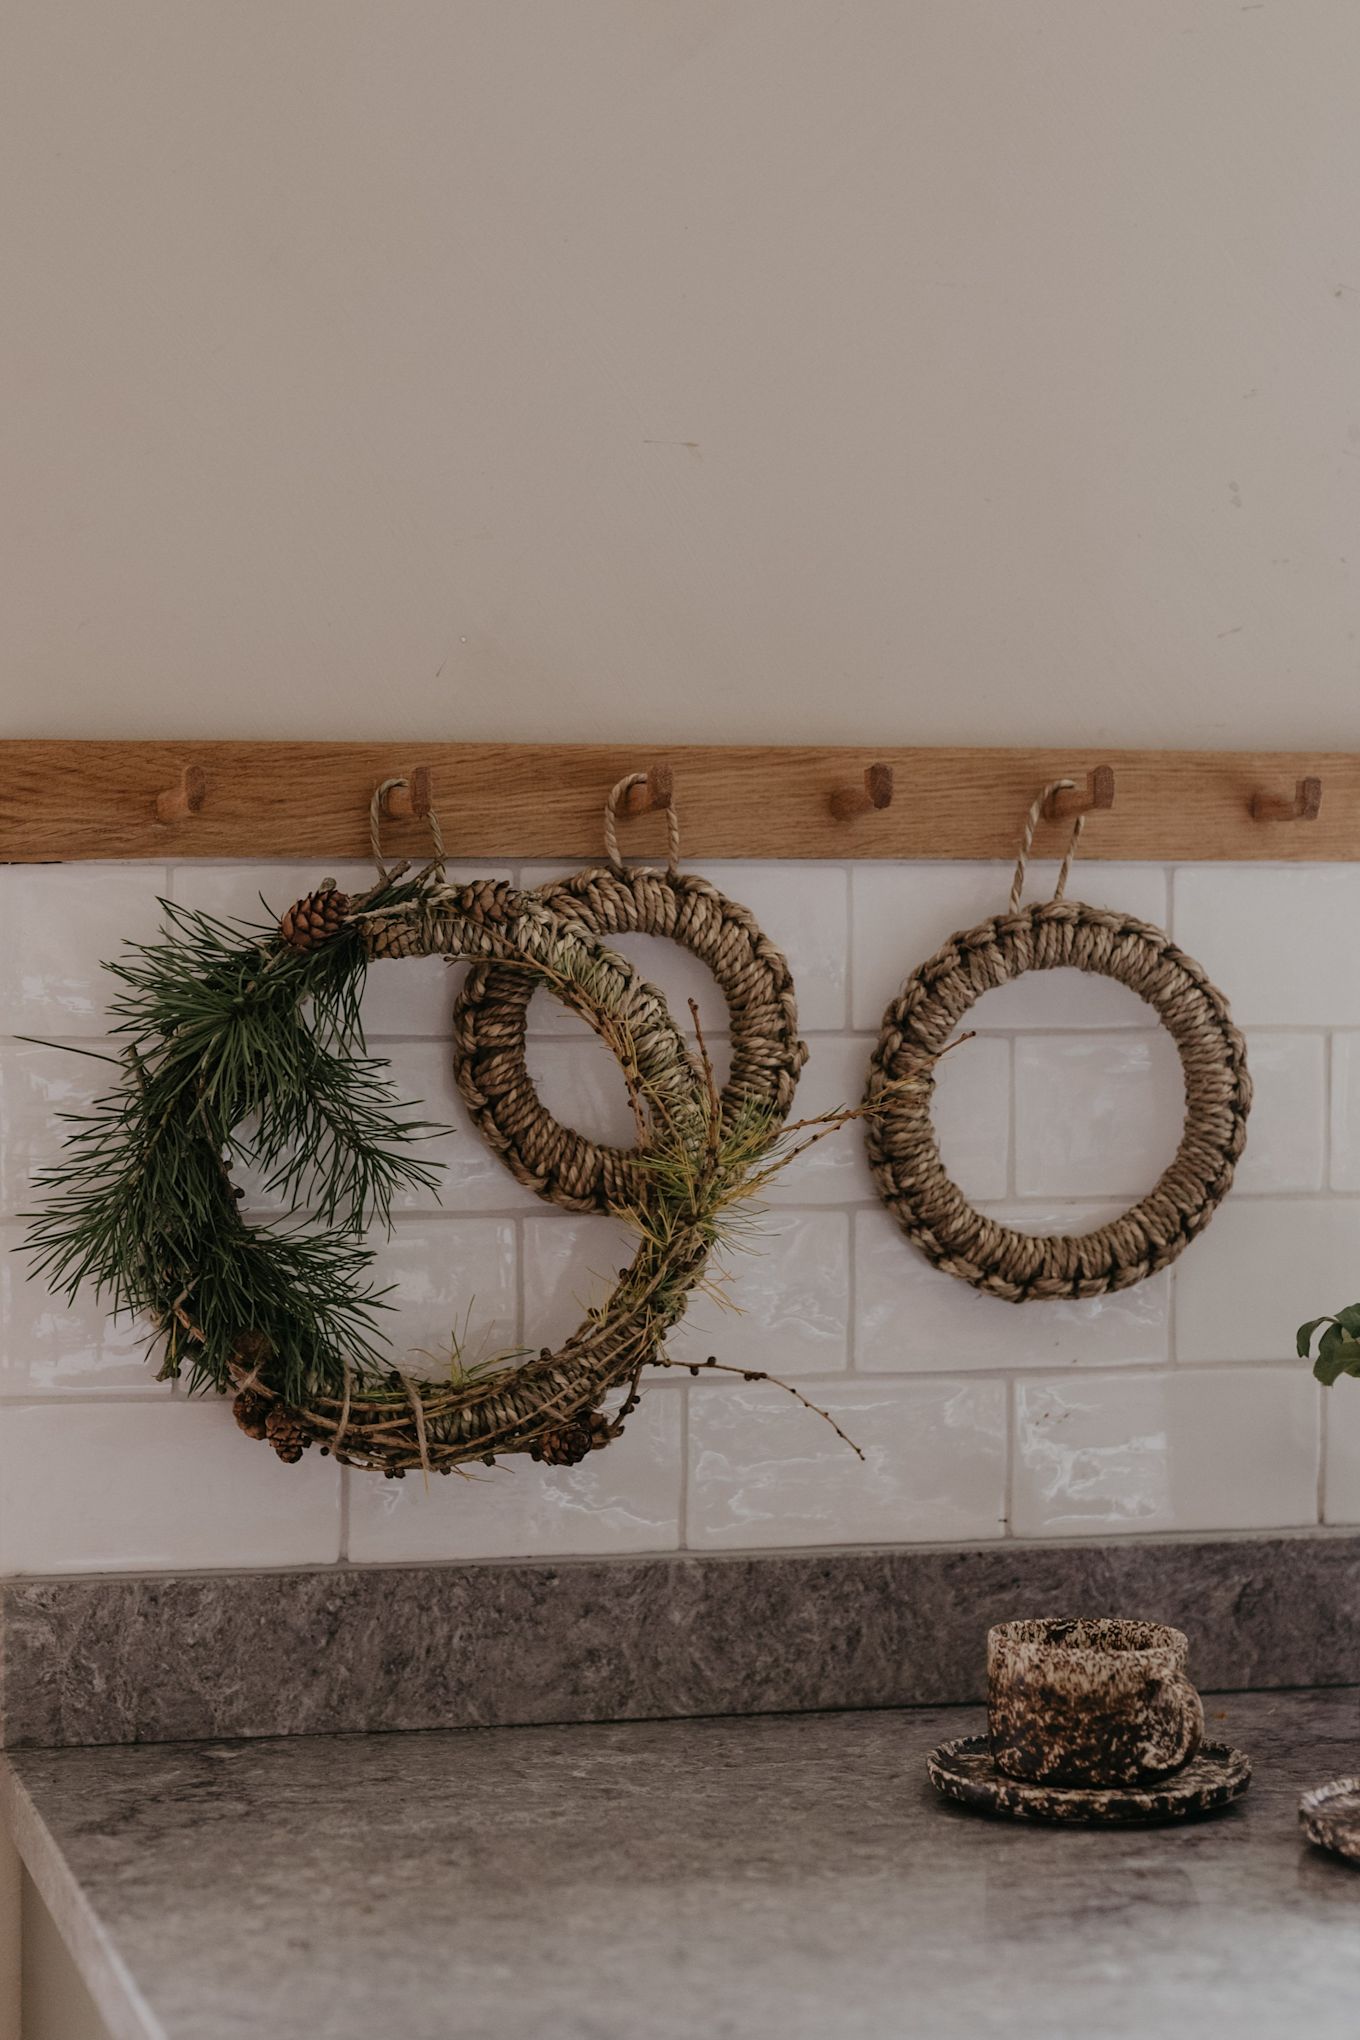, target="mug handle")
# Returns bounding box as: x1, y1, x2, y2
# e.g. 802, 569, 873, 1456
1138, 1673, 1204, 1776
